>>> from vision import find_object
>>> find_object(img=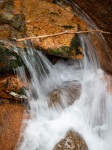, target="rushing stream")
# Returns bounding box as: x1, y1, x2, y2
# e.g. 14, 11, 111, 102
16, 1, 112, 150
